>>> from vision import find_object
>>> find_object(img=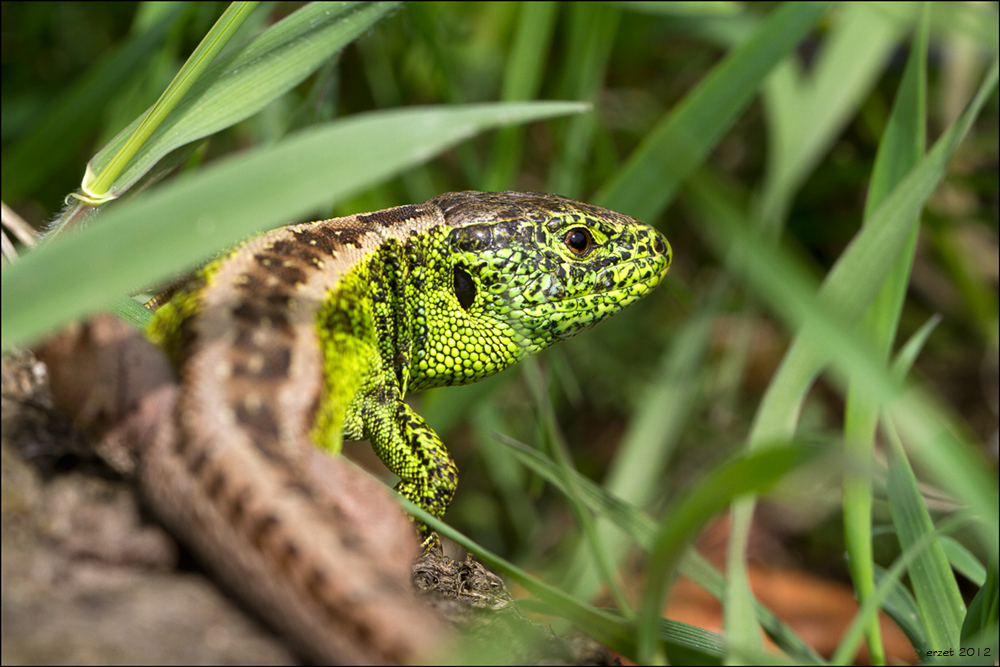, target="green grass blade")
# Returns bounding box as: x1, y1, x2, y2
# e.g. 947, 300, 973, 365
891, 315, 942, 381
1, 102, 587, 351
400, 495, 636, 659
833, 513, 971, 664
925, 221, 1000, 345
940, 537, 987, 587
884, 418, 966, 650
521, 597, 727, 665
469, 401, 538, 546
875, 2, 1000, 52
637, 445, 820, 664
656, 617, 726, 665
614, 2, 743, 18
719, 47, 996, 471
496, 434, 823, 663
684, 54, 997, 654
679, 551, 824, 664
758, 2, 906, 231
91, 2, 399, 199
842, 10, 928, 663
596, 1, 831, 221
742, 61, 998, 441
960, 558, 998, 661
566, 281, 722, 602
684, 51, 999, 549
0, 3, 186, 202
546, 2, 620, 199
496, 434, 657, 546
871, 564, 931, 656
405, 3, 483, 185
483, 1, 559, 191
399, 464, 803, 665
353, 27, 438, 205
522, 357, 634, 618
81, 2, 259, 202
